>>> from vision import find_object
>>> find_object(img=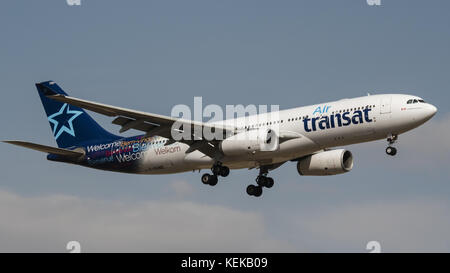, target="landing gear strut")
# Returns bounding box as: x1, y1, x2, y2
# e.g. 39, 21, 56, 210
200, 162, 230, 186
386, 134, 398, 156
246, 166, 275, 197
